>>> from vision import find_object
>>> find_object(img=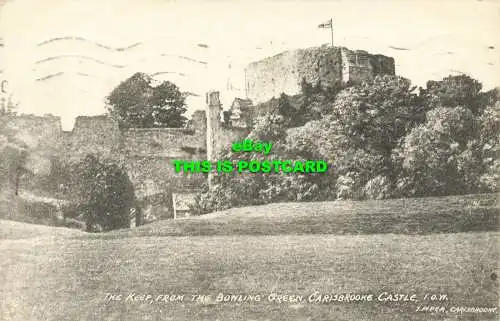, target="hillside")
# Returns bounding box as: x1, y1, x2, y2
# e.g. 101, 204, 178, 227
0, 194, 498, 321
1, 231, 498, 321
1, 193, 498, 240
90, 193, 499, 239
0, 220, 83, 240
